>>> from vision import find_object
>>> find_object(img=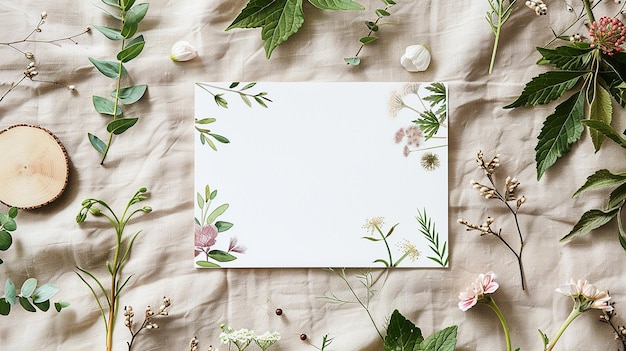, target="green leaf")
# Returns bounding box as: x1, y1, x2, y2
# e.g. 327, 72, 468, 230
196, 260, 220, 268
504, 71, 588, 108
0, 216, 16, 232
226, 0, 306, 59
125, 3, 149, 25
20, 278, 37, 298
208, 250, 237, 262
208, 133, 230, 144
92, 25, 123, 40
117, 35, 145, 62
122, 0, 137, 10
581, 120, 626, 149
209, 189, 217, 200
587, 84, 612, 151
307, 0, 364, 10
609, 183, 626, 209
89, 57, 126, 78
618, 207, 626, 250
88, 133, 107, 154
561, 207, 619, 241
0, 298, 10, 315
242, 82, 256, 90
573, 169, 626, 197
55, 301, 70, 312
19, 296, 36, 312
418, 326, 458, 351
414, 110, 440, 140
92, 96, 122, 116
35, 299, 50, 312
101, 0, 120, 7
383, 309, 423, 351
215, 221, 234, 232
106, 118, 138, 135
33, 284, 59, 304
375, 8, 391, 17
344, 57, 360, 65
206, 203, 229, 224
121, 22, 138, 38
359, 36, 377, 44
0, 231, 12, 251
113, 84, 147, 105
195, 118, 216, 125
535, 90, 586, 180
536, 45, 594, 70
196, 193, 204, 209
5, 278, 16, 305
8, 207, 17, 219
